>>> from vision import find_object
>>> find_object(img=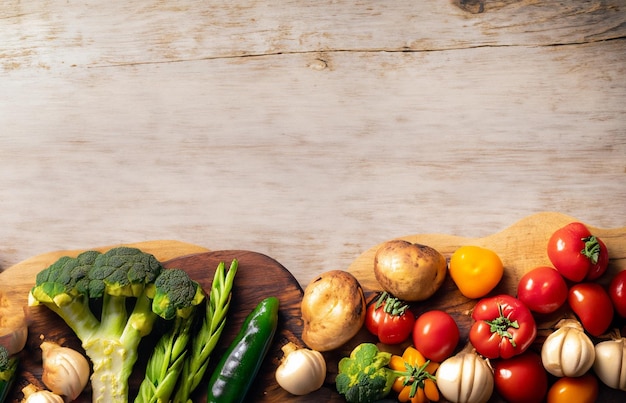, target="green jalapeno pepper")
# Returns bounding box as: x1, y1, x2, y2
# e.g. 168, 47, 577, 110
207, 296, 279, 403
